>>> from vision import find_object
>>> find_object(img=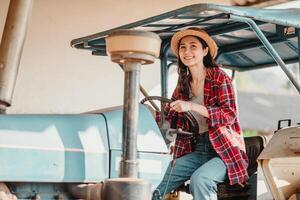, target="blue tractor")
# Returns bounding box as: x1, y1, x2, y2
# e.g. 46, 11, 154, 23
0, 107, 170, 199
0, 2, 300, 200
